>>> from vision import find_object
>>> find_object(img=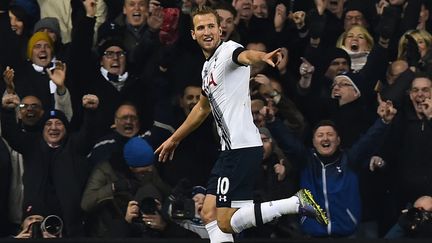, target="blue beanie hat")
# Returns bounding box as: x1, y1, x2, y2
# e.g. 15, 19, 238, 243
123, 137, 154, 168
